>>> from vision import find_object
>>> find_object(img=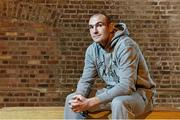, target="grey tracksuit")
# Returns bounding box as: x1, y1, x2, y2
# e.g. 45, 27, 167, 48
64, 23, 156, 119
